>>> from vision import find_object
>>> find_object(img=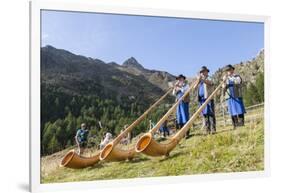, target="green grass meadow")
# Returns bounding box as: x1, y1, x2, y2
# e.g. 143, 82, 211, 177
41, 116, 264, 183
